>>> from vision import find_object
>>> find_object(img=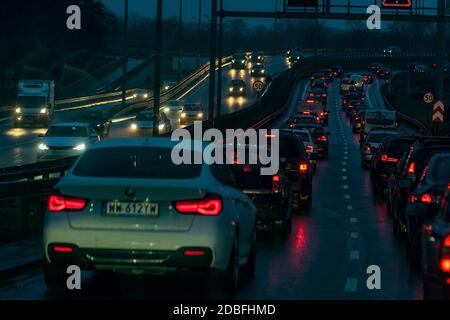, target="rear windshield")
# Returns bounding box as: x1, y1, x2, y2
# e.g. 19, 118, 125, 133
431, 157, 450, 182
279, 136, 302, 158
46, 126, 87, 137
231, 165, 273, 189
136, 112, 154, 121
185, 104, 203, 111
386, 140, 413, 158
73, 147, 202, 179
